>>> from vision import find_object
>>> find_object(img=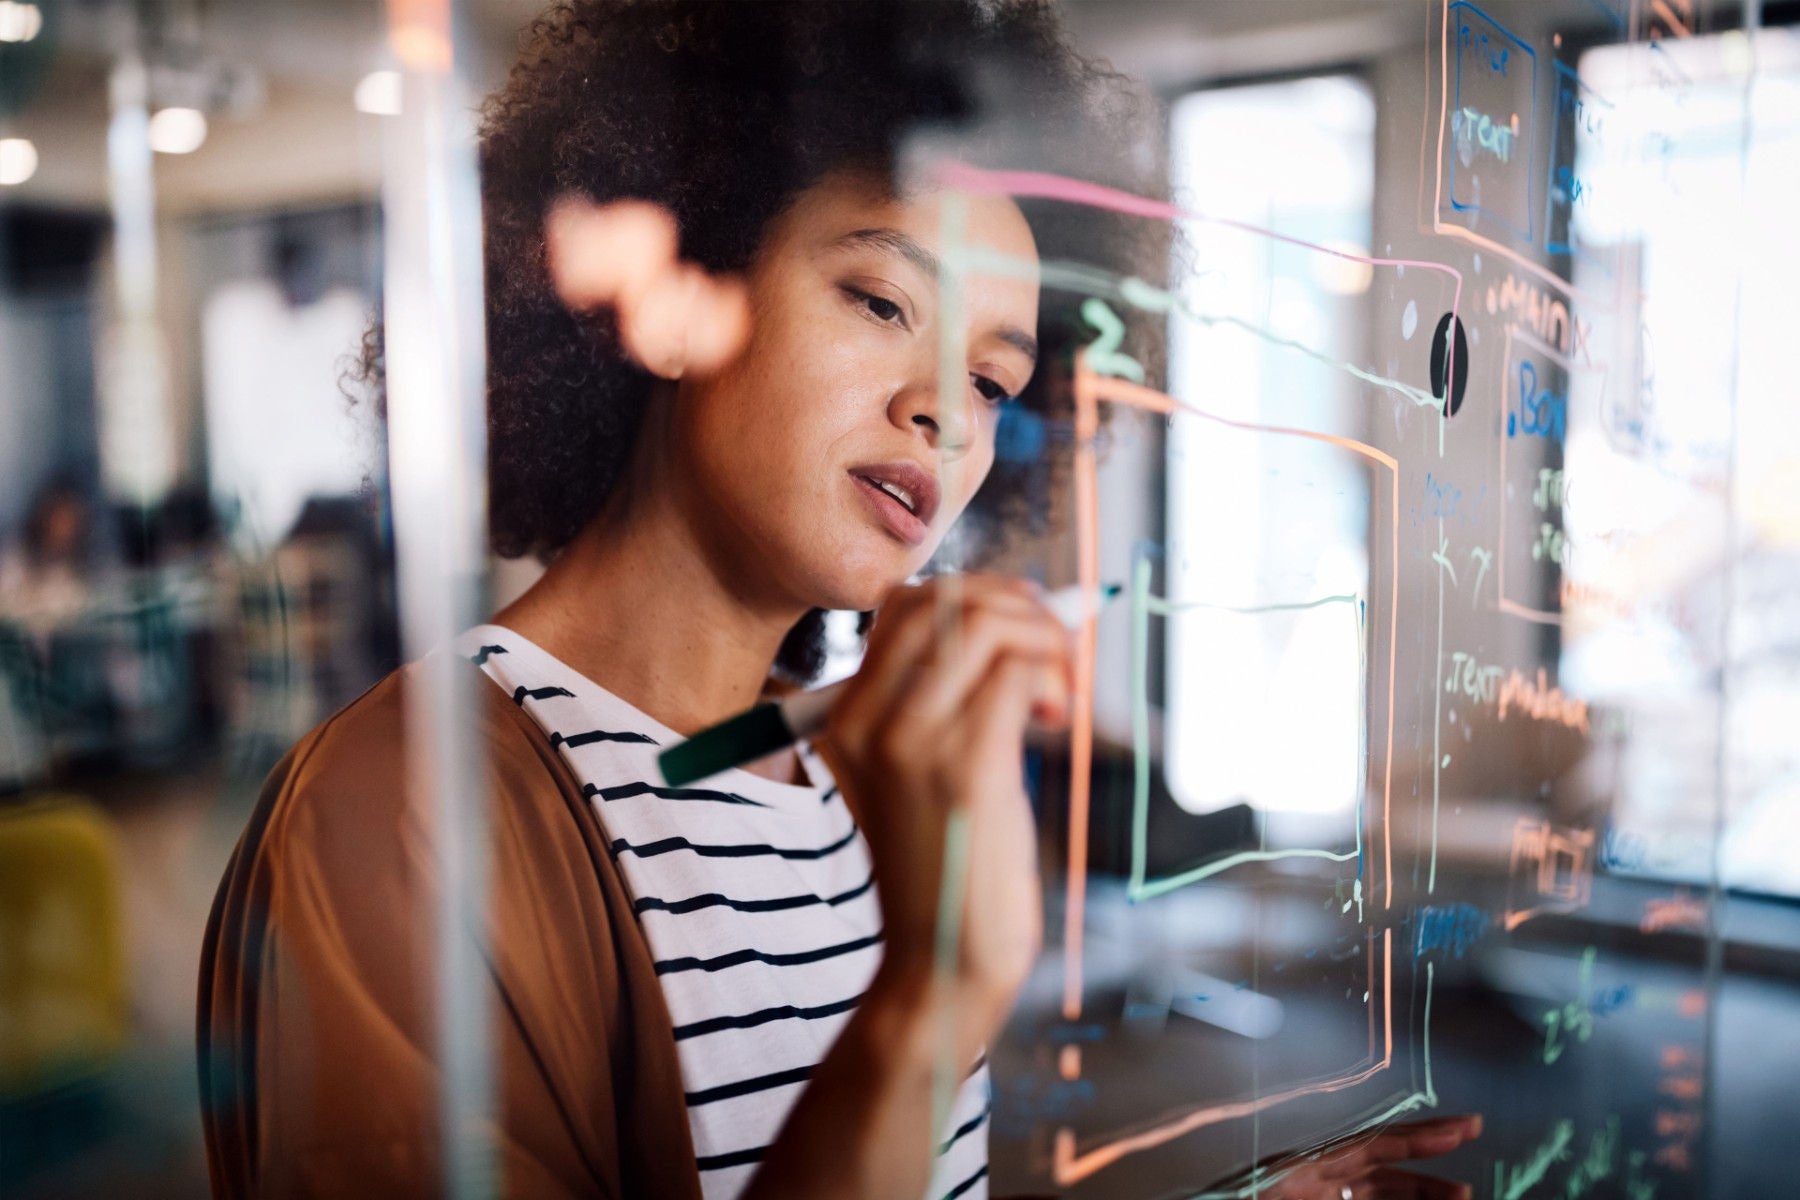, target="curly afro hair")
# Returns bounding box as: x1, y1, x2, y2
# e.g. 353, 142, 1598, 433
361, 0, 1163, 680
